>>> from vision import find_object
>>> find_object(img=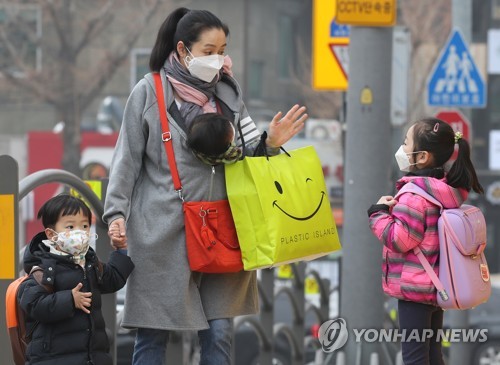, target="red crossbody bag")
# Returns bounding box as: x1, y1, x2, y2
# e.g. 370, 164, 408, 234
153, 73, 243, 273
